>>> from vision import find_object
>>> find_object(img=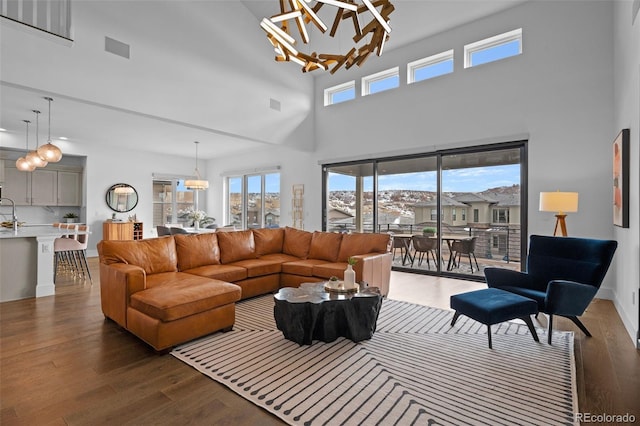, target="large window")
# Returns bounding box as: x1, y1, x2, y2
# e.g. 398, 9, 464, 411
323, 143, 526, 279
152, 178, 197, 228
226, 172, 280, 229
